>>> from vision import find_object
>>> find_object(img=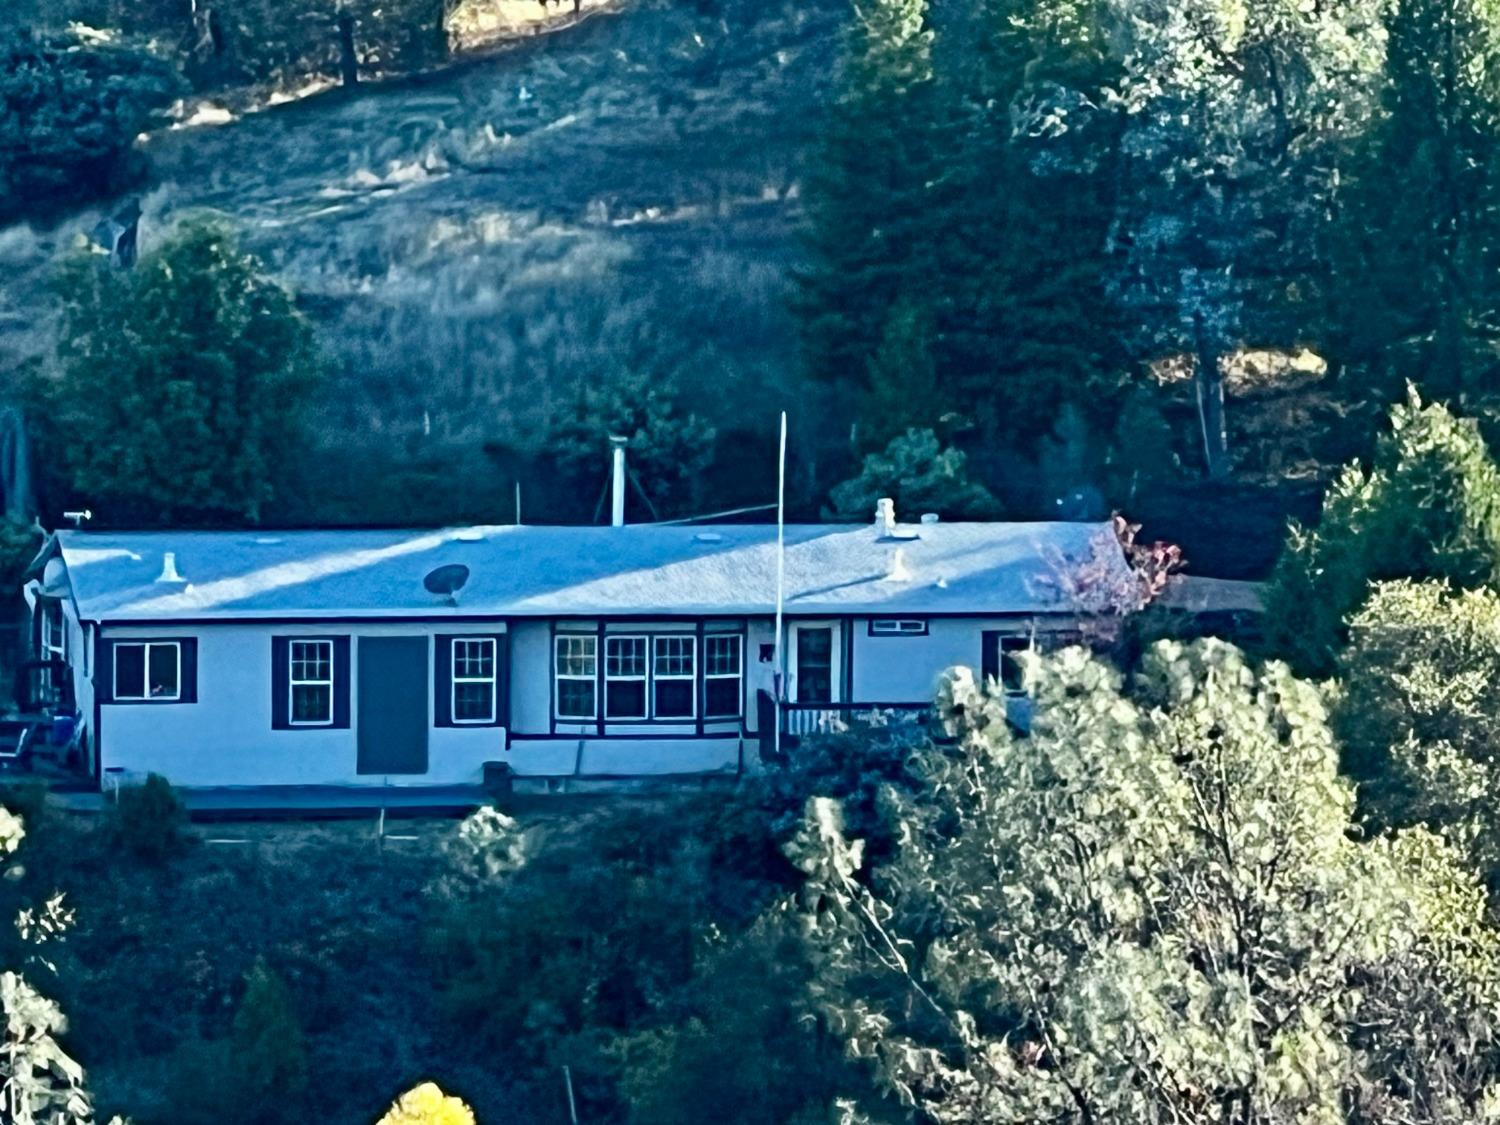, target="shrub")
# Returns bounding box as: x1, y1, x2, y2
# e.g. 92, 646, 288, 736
110, 773, 186, 862
1263, 389, 1500, 676
375, 1082, 476, 1125
233, 959, 309, 1115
